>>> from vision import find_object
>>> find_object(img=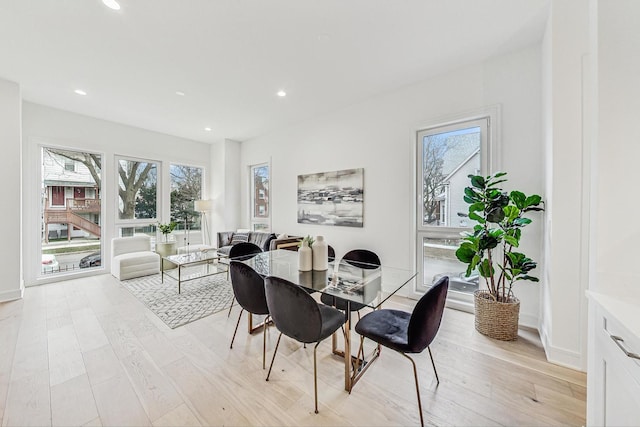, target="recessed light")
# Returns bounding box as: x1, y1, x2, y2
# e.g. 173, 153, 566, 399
277, 90, 286, 97
204, 127, 212, 132
74, 89, 87, 96
102, 0, 121, 10
175, 91, 185, 96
